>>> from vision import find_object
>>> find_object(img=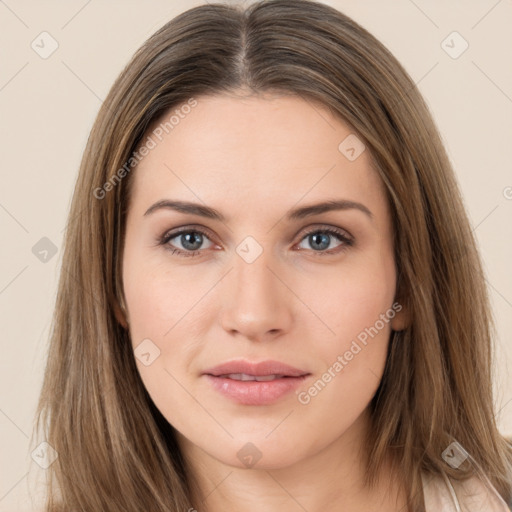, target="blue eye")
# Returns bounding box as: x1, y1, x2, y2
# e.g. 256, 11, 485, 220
160, 229, 214, 257
158, 226, 353, 257
297, 227, 353, 255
